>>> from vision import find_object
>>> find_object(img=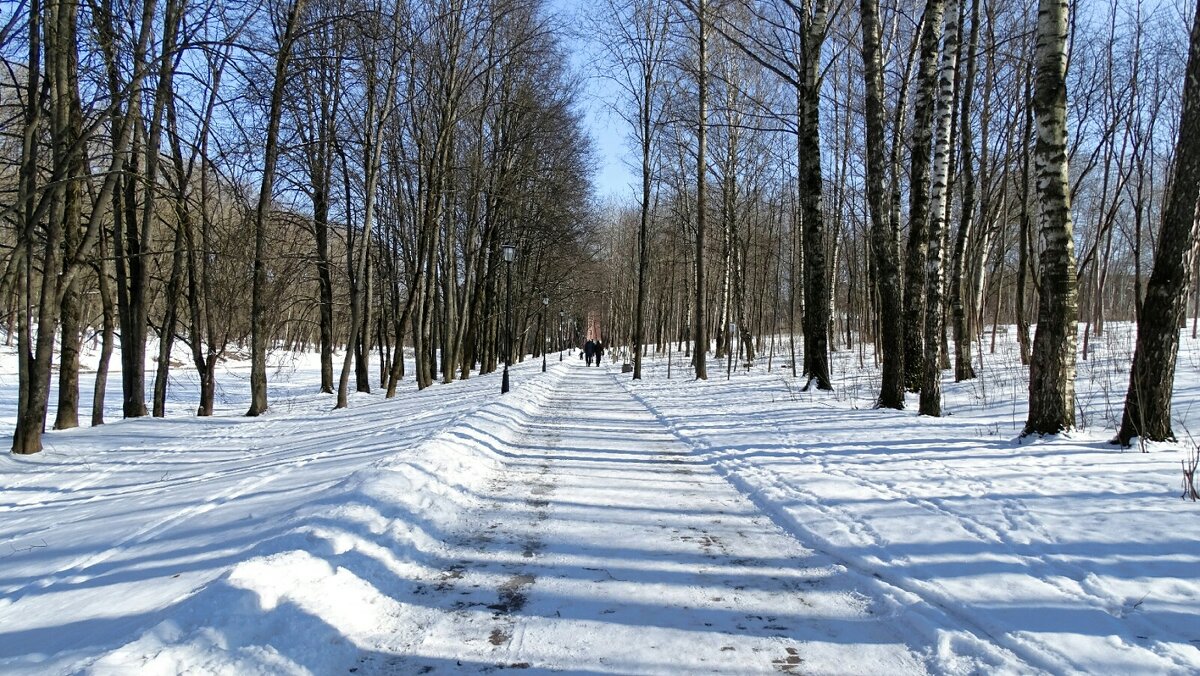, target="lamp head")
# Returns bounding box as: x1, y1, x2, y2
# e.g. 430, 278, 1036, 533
501, 244, 516, 263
